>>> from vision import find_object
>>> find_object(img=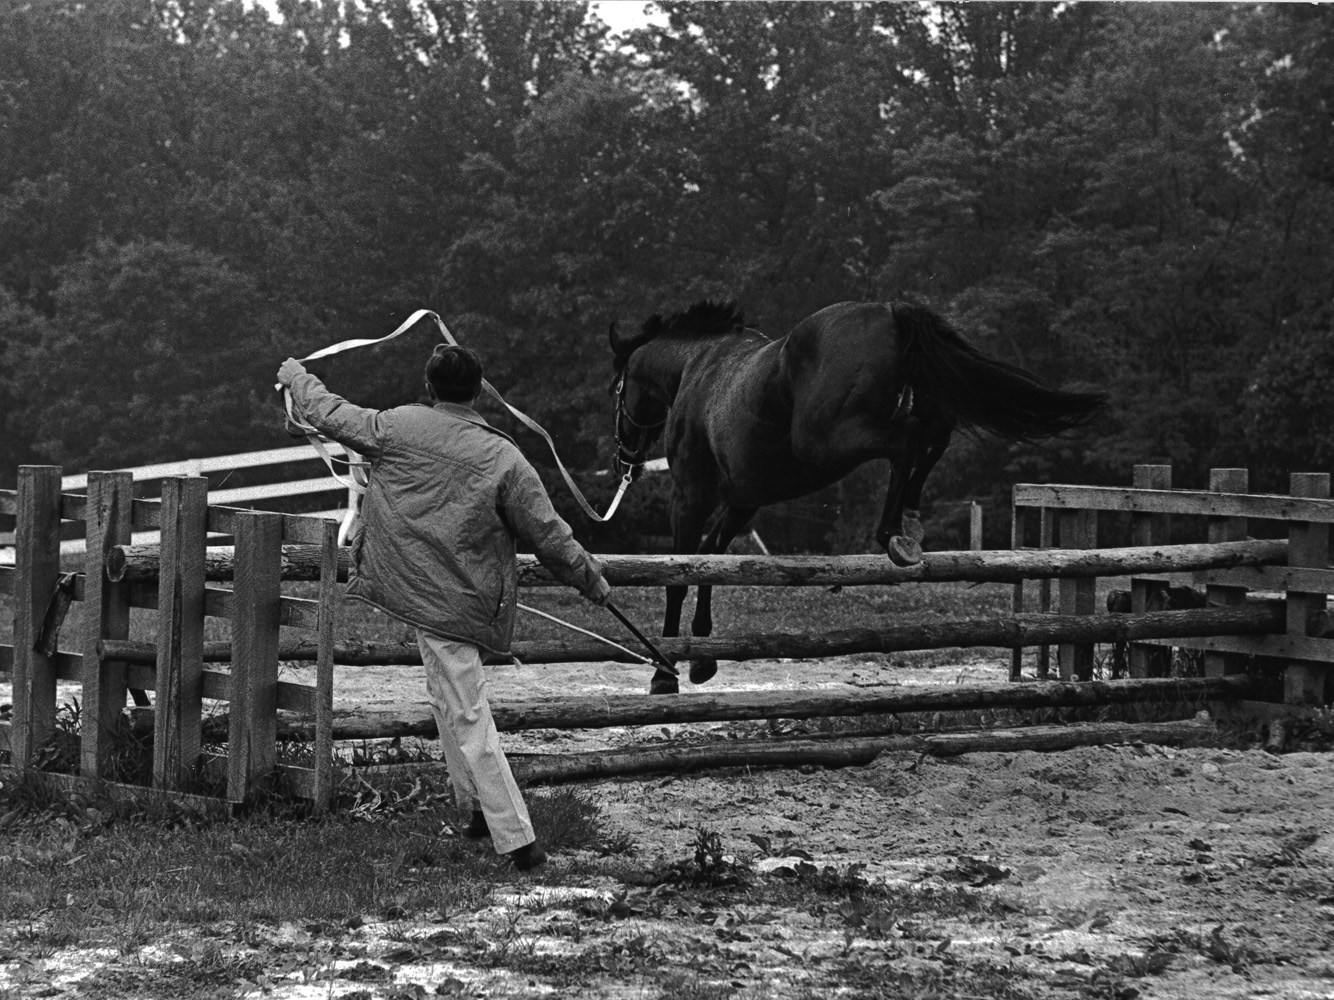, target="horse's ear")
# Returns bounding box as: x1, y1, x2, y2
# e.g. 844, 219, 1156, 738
608, 321, 626, 354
